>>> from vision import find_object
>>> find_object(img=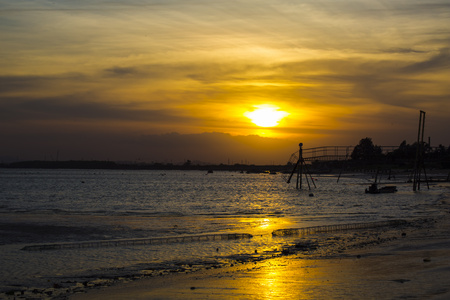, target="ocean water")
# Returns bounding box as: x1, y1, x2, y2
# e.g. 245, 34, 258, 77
0, 169, 448, 293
